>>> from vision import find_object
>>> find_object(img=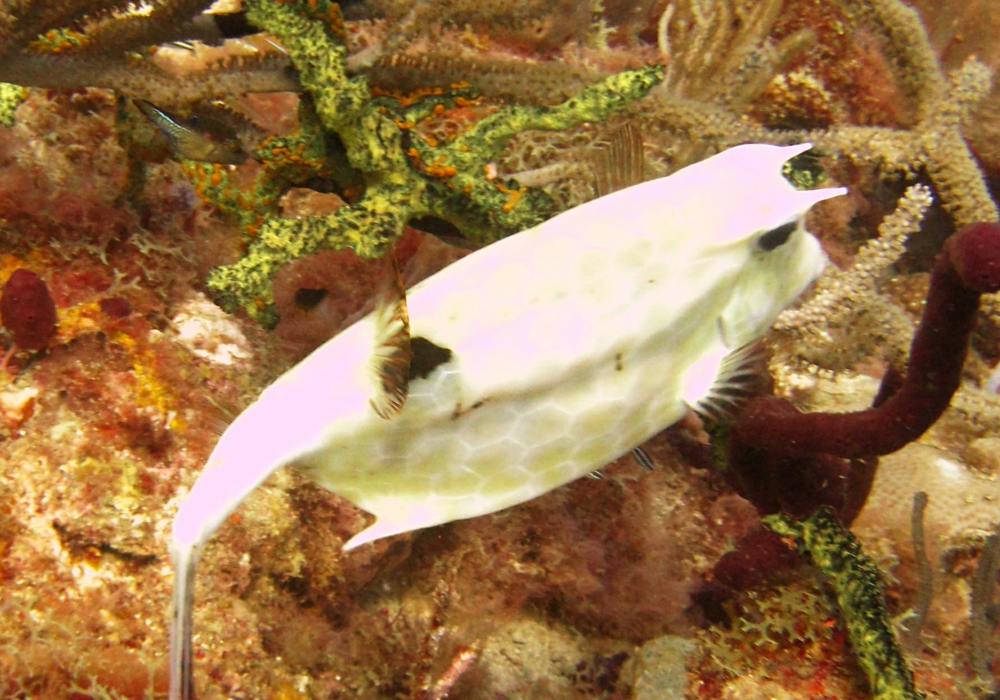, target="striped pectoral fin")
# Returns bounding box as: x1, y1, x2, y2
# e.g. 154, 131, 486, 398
368, 253, 412, 419
684, 341, 767, 423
